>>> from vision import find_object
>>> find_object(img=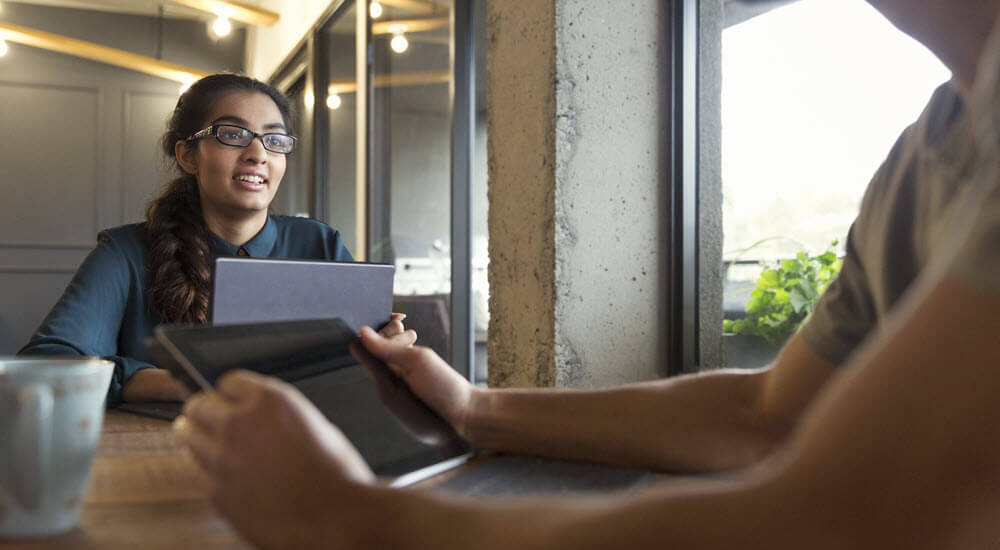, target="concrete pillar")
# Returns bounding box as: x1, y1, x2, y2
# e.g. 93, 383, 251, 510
487, 0, 667, 388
